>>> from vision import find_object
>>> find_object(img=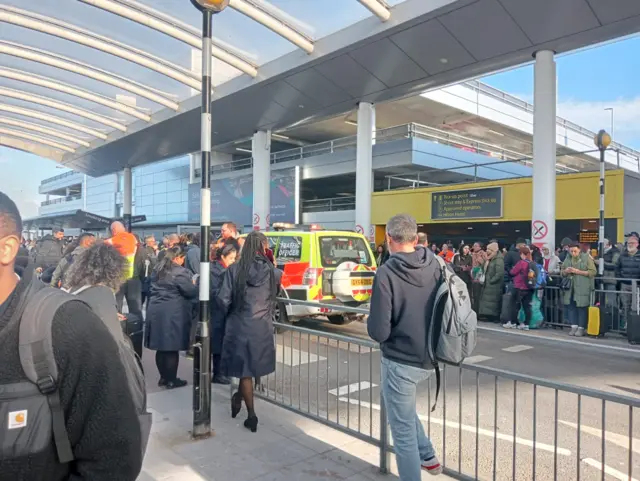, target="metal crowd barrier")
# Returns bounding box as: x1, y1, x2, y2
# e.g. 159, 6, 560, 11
543, 277, 639, 334
230, 297, 639, 481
